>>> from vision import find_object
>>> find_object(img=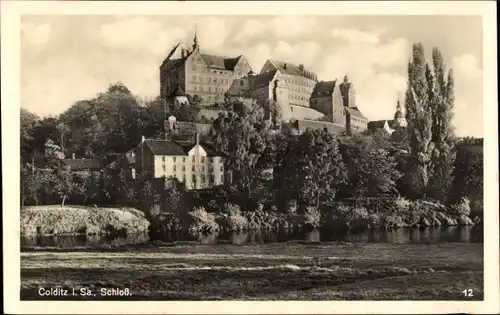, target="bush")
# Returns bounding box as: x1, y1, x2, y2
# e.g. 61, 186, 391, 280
187, 207, 219, 233
451, 197, 471, 216
147, 204, 161, 219
285, 199, 298, 215
149, 212, 183, 236
304, 206, 321, 228
20, 206, 149, 236
393, 196, 411, 213
217, 203, 248, 231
